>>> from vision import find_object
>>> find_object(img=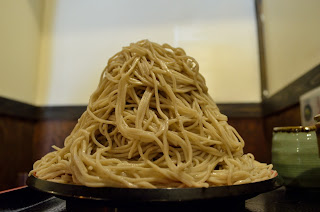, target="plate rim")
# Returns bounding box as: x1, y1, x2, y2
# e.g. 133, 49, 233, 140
26, 174, 283, 203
